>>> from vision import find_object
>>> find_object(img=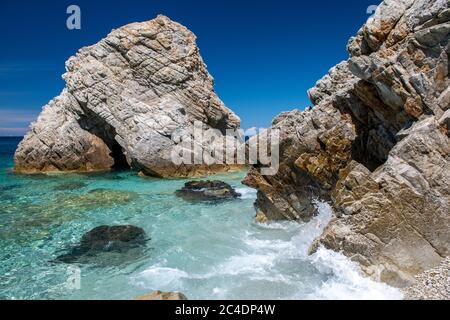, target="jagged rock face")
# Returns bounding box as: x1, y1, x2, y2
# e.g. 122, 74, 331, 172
244, 0, 449, 287
14, 15, 241, 177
